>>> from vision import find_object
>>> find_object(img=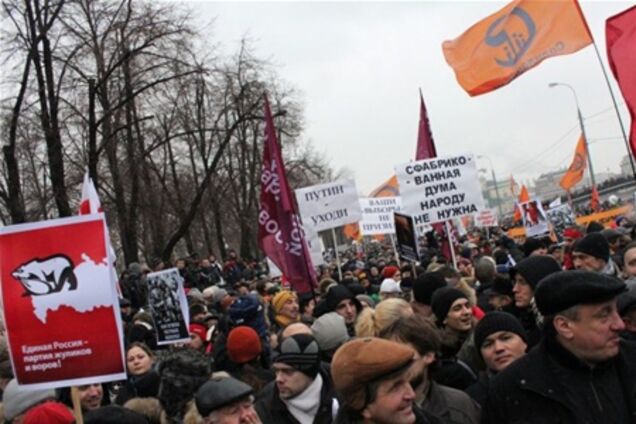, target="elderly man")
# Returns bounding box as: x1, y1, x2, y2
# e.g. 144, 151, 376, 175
331, 337, 441, 423
196, 374, 261, 424
572, 232, 620, 277
483, 271, 636, 423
